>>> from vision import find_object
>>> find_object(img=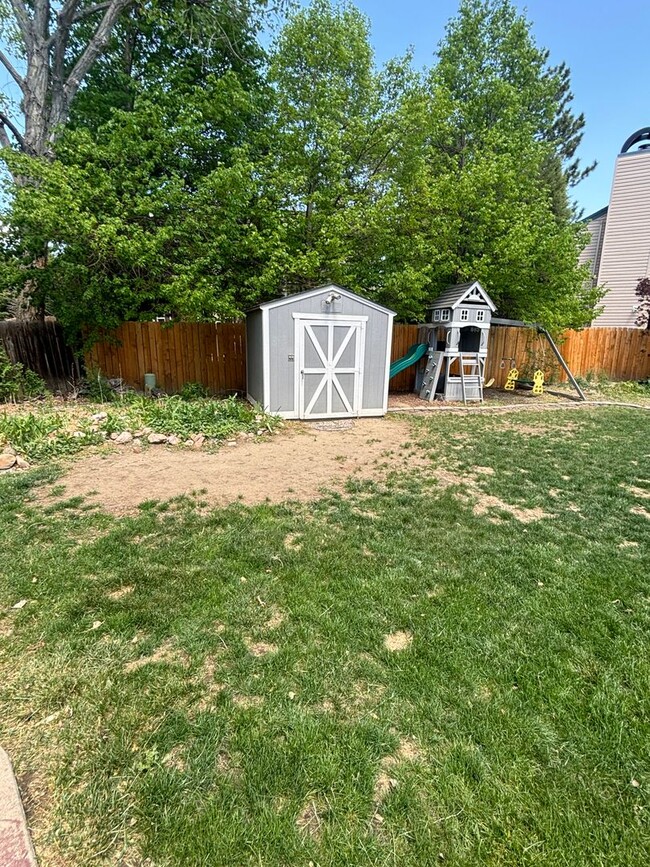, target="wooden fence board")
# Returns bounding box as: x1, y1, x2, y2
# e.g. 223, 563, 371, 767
80, 321, 650, 398
0, 318, 80, 389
